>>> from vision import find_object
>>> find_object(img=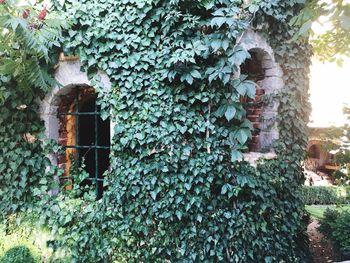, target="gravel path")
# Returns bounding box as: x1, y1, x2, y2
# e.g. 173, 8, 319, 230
307, 220, 335, 263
